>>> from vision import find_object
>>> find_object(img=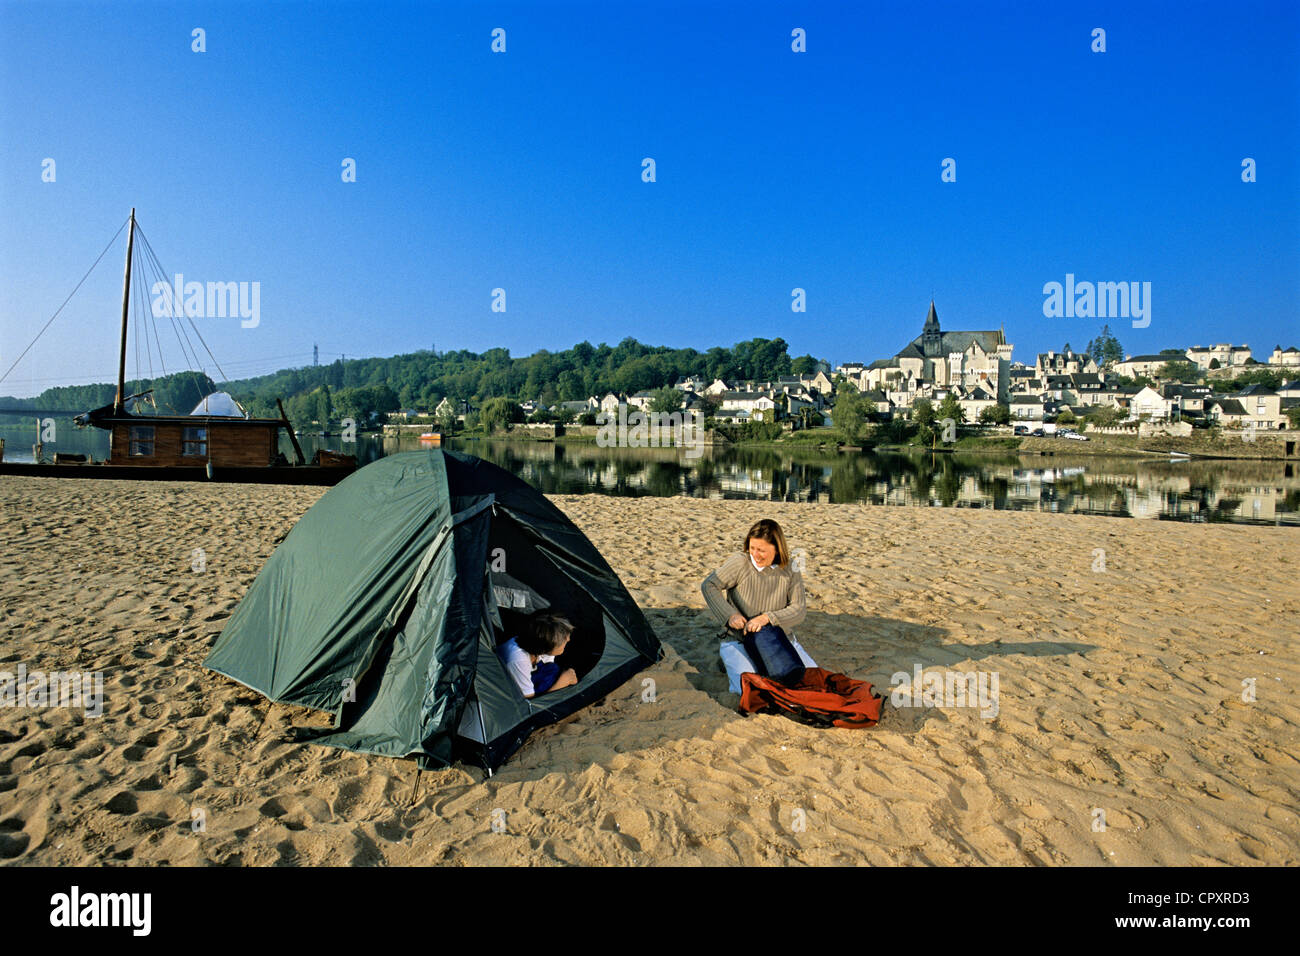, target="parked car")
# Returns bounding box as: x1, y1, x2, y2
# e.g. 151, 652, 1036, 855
1013, 425, 1030, 436
1031, 428, 1044, 437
